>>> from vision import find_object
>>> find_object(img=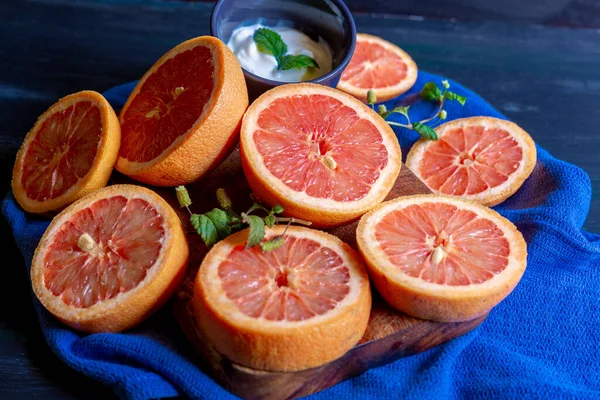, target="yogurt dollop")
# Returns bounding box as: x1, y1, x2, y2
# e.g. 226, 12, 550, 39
227, 23, 333, 82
